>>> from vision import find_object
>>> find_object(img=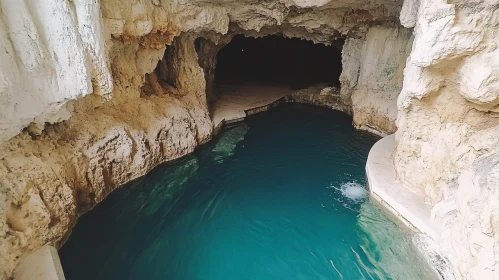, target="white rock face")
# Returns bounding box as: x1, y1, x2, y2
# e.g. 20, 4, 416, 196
395, 0, 499, 279
0, 0, 113, 144
340, 38, 362, 106
343, 25, 412, 134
